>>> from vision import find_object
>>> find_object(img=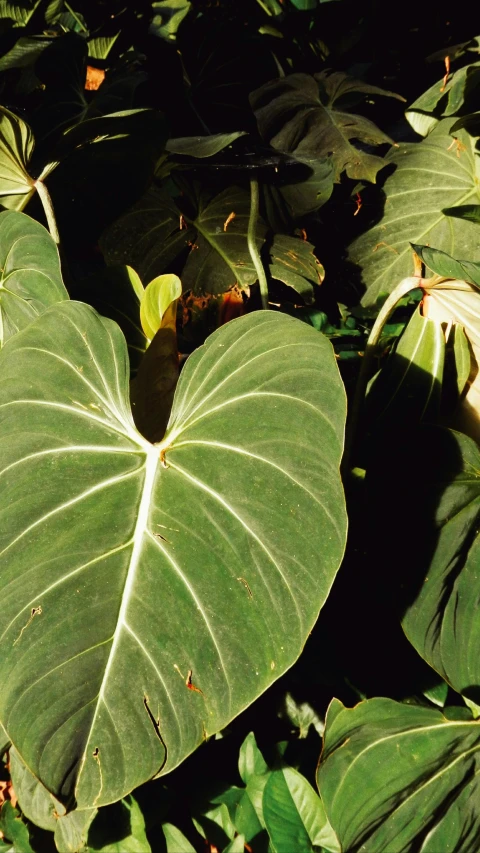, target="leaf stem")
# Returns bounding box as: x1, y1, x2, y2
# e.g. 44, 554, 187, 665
342, 276, 424, 474
34, 179, 60, 245
248, 178, 269, 310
